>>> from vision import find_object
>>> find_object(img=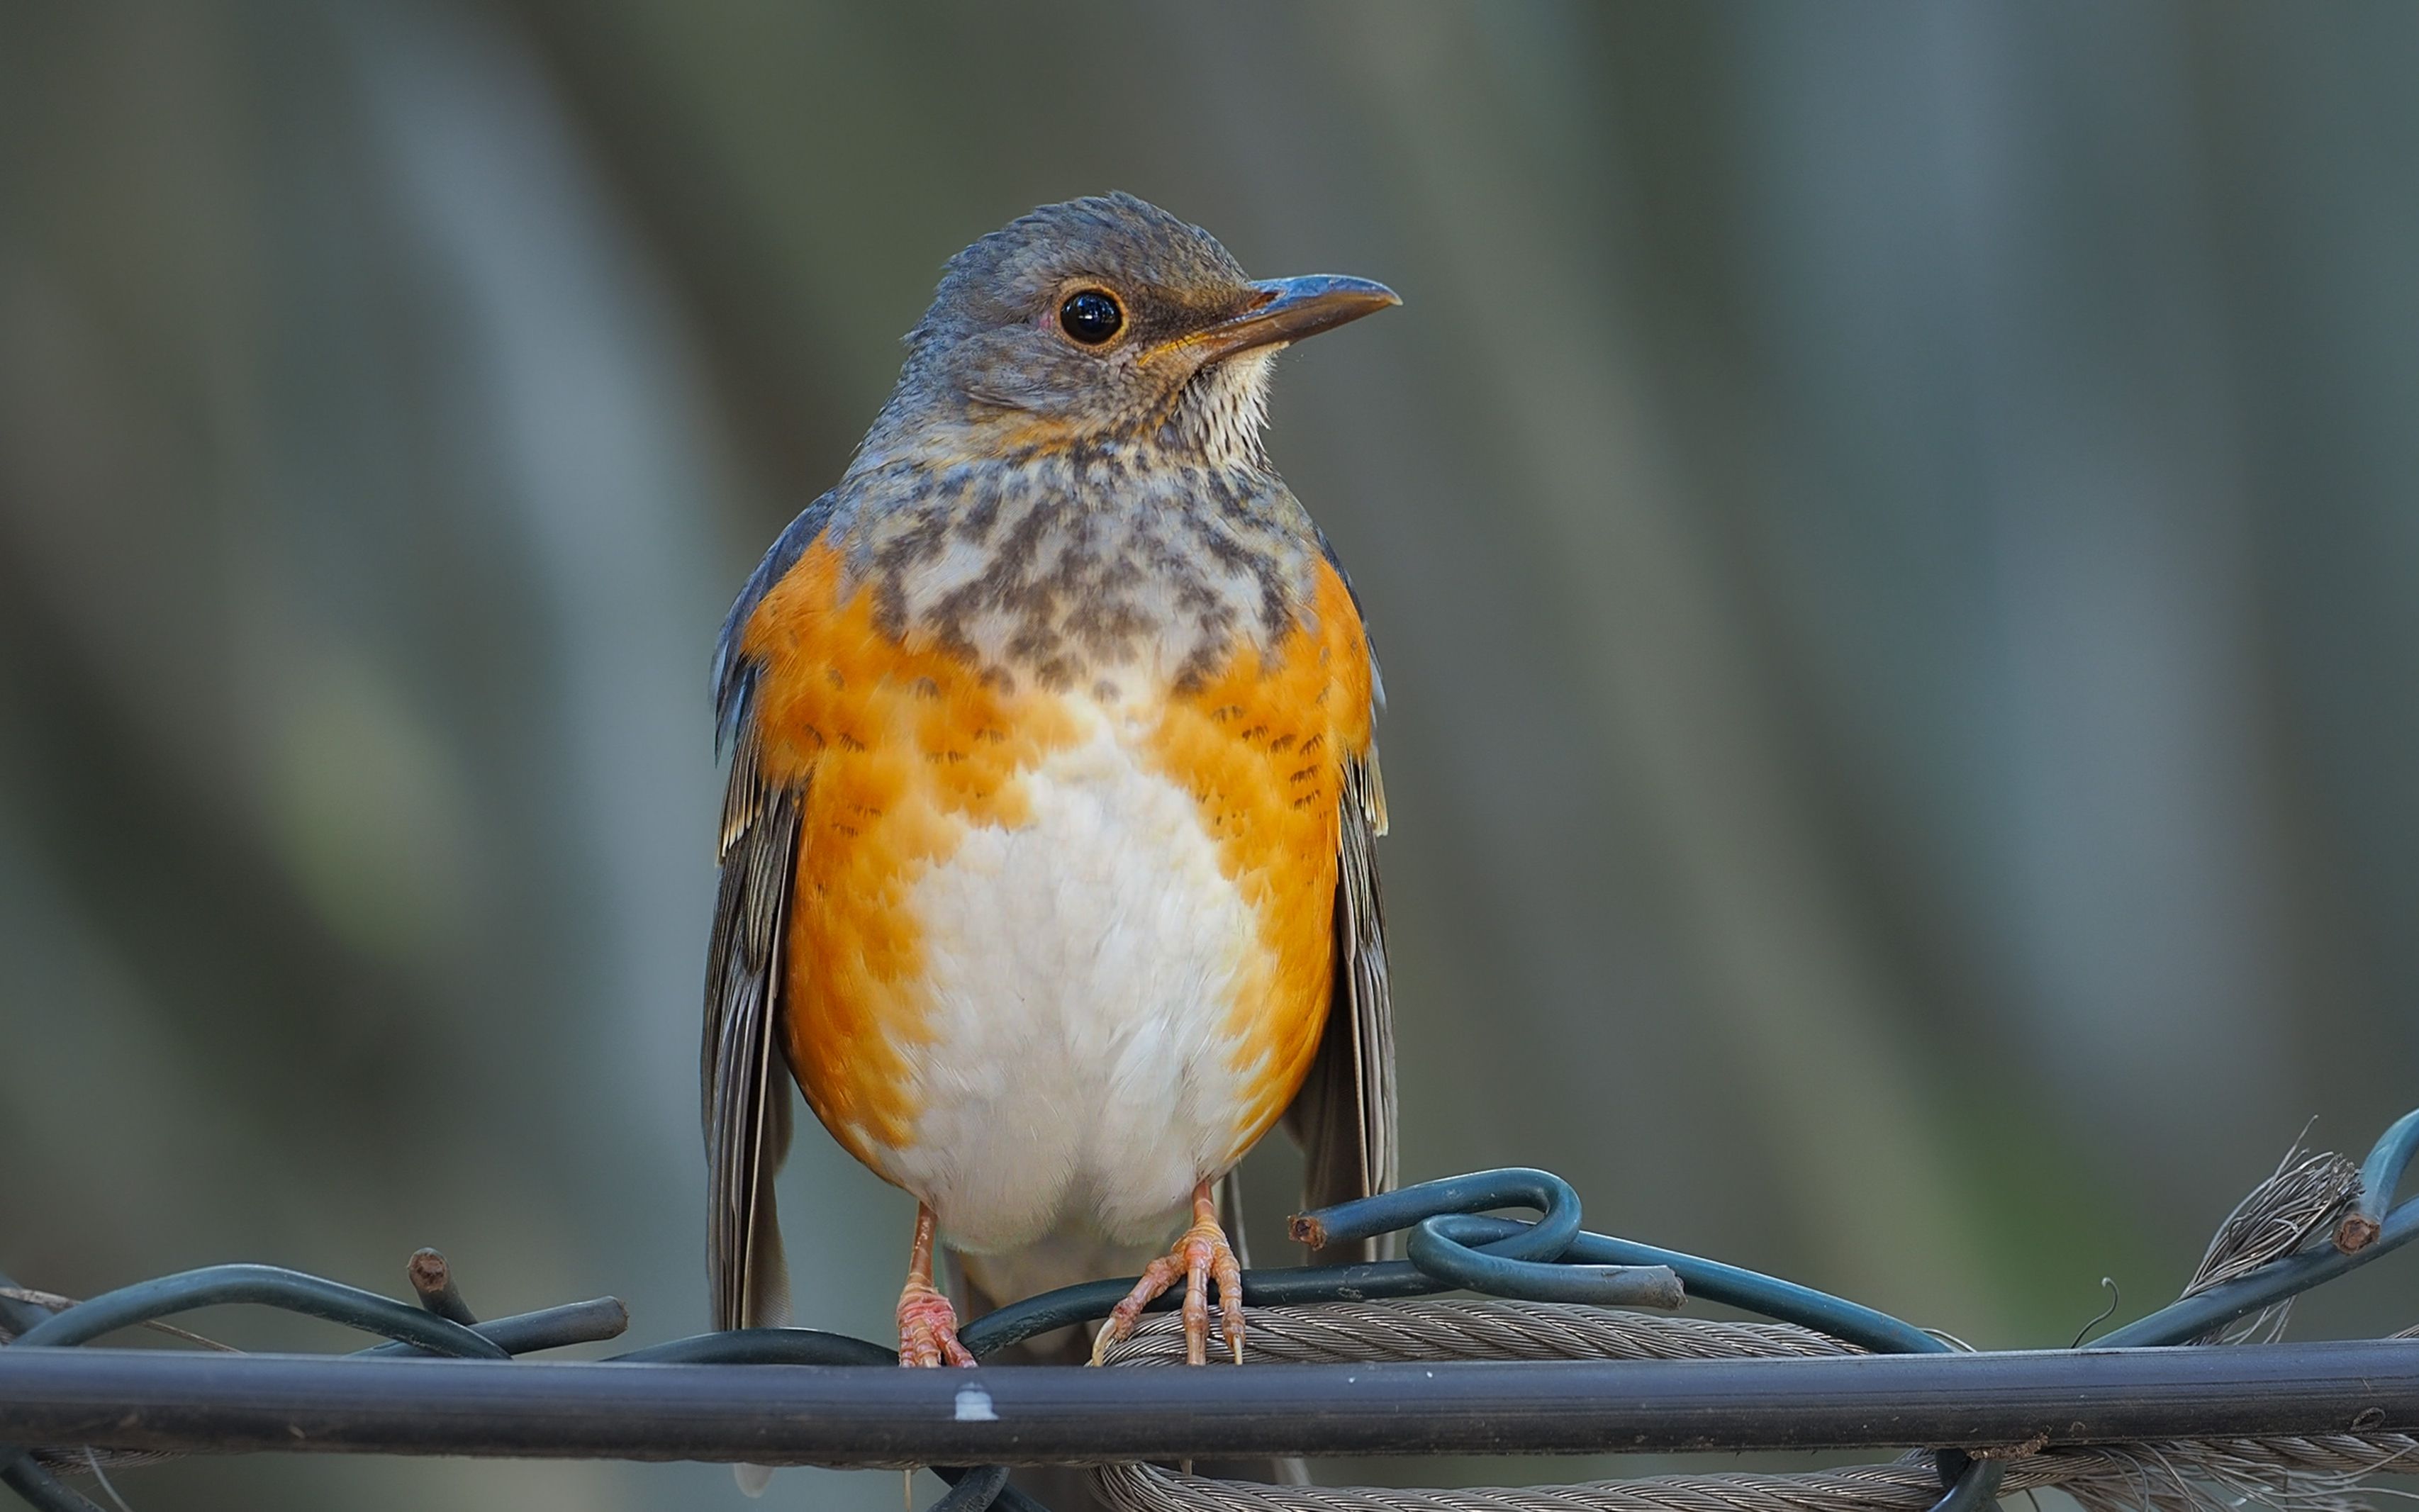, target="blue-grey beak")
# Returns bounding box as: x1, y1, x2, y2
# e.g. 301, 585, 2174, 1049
1189, 274, 1400, 362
